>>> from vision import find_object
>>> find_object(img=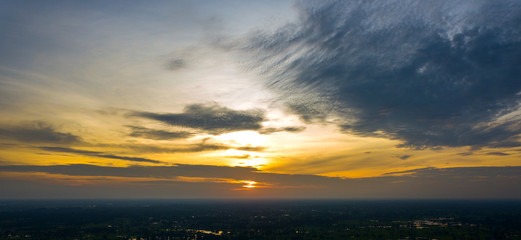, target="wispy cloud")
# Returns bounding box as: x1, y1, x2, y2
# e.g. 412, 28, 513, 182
384, 166, 521, 178
243, 0, 521, 149
38, 146, 164, 164
234, 146, 266, 152
226, 154, 251, 159
0, 121, 82, 144
0, 164, 259, 180
165, 58, 186, 71
112, 140, 266, 154
127, 126, 194, 140
259, 126, 306, 134
458, 152, 473, 156
486, 152, 510, 156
